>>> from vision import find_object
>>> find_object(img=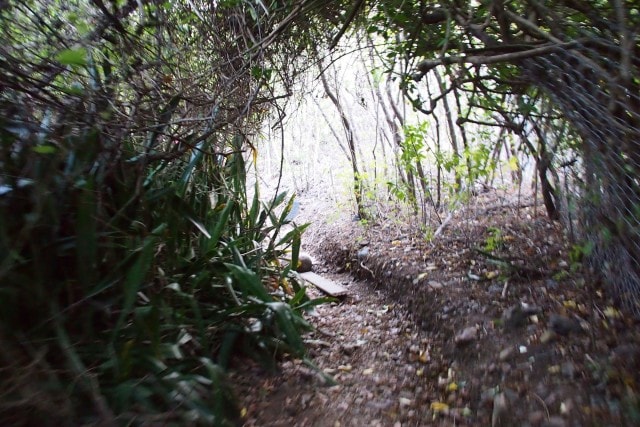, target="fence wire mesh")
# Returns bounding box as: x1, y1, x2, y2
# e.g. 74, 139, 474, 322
525, 39, 640, 316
